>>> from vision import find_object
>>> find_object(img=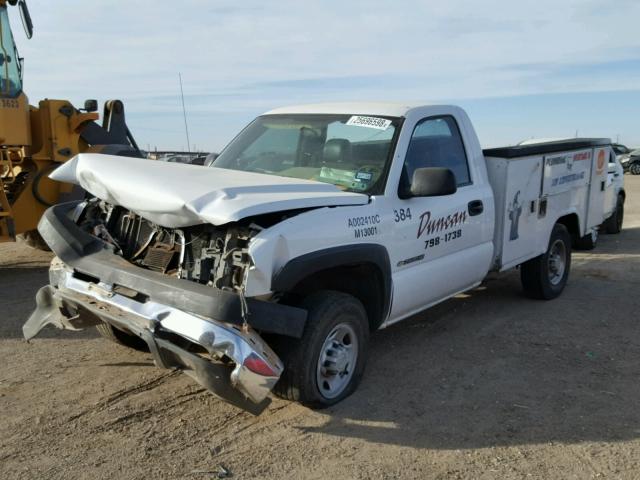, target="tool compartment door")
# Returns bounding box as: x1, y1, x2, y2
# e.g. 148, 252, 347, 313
542, 149, 592, 198
499, 156, 544, 270
586, 147, 610, 229
541, 148, 592, 238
